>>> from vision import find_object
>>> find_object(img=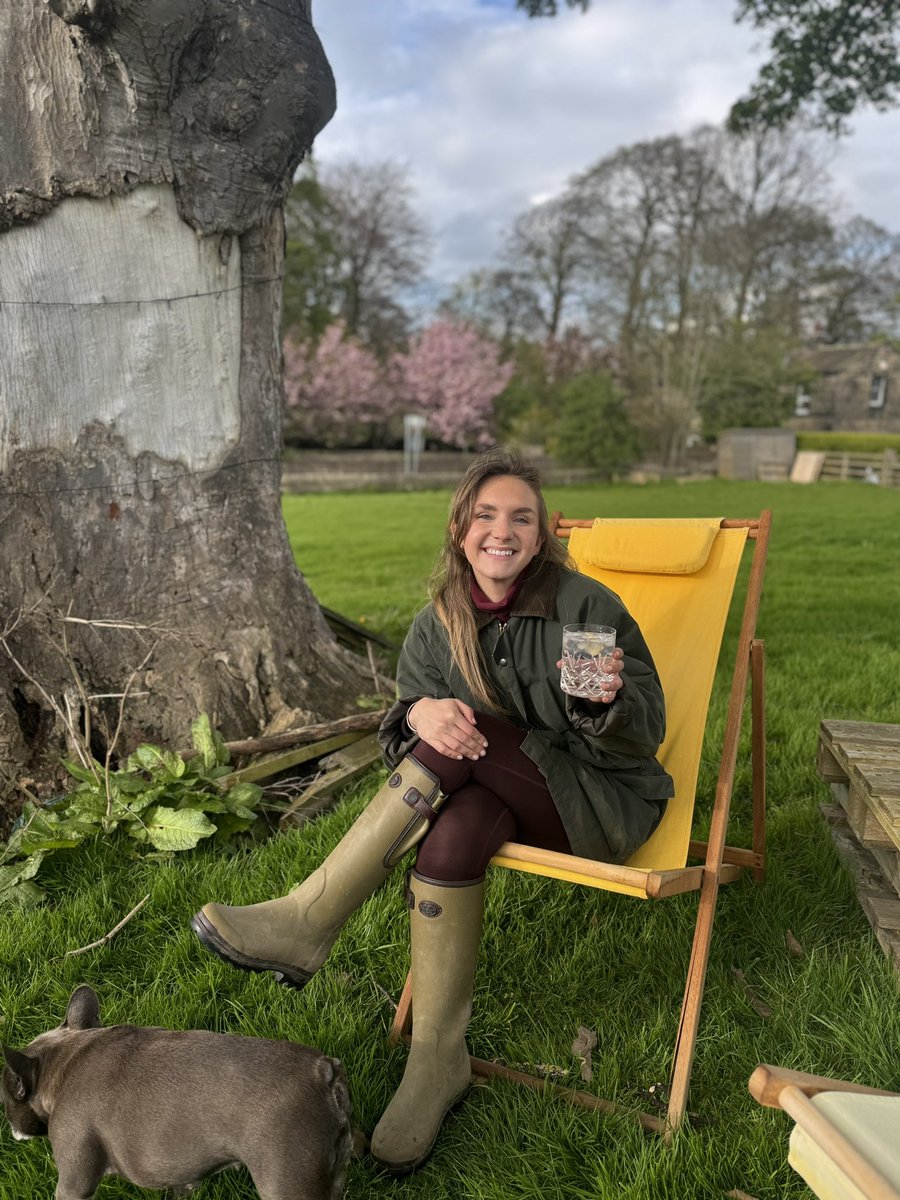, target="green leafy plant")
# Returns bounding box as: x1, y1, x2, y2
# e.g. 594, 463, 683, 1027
0, 714, 263, 908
